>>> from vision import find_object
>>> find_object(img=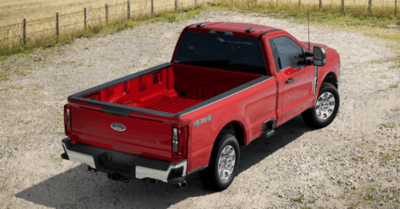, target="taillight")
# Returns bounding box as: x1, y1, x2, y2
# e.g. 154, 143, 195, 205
64, 104, 71, 136
172, 124, 188, 159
